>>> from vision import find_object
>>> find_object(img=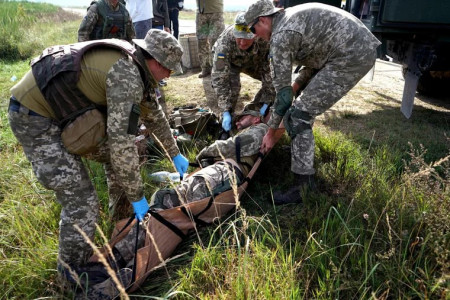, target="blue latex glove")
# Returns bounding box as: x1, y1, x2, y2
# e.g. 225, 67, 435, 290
260, 103, 269, 116
222, 111, 232, 131
172, 153, 189, 177
132, 196, 149, 221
